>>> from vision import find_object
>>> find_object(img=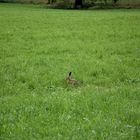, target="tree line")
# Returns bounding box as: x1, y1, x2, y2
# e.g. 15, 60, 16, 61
1, 0, 139, 8
47, 0, 119, 7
